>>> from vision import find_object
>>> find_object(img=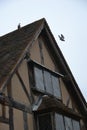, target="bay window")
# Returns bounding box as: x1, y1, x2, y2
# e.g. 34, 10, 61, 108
28, 60, 63, 99
36, 112, 81, 130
